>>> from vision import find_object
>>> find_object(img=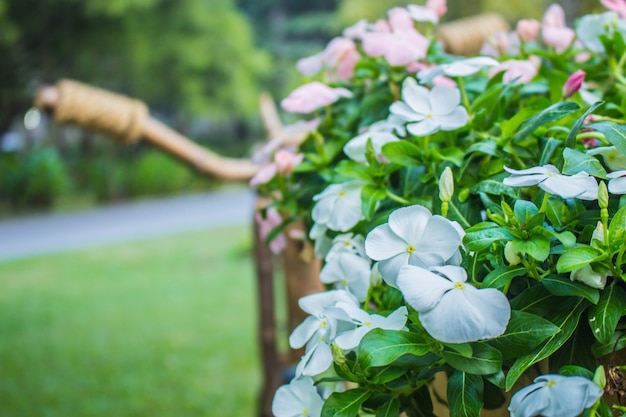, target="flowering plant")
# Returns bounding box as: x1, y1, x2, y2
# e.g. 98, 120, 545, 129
255, 1, 626, 416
